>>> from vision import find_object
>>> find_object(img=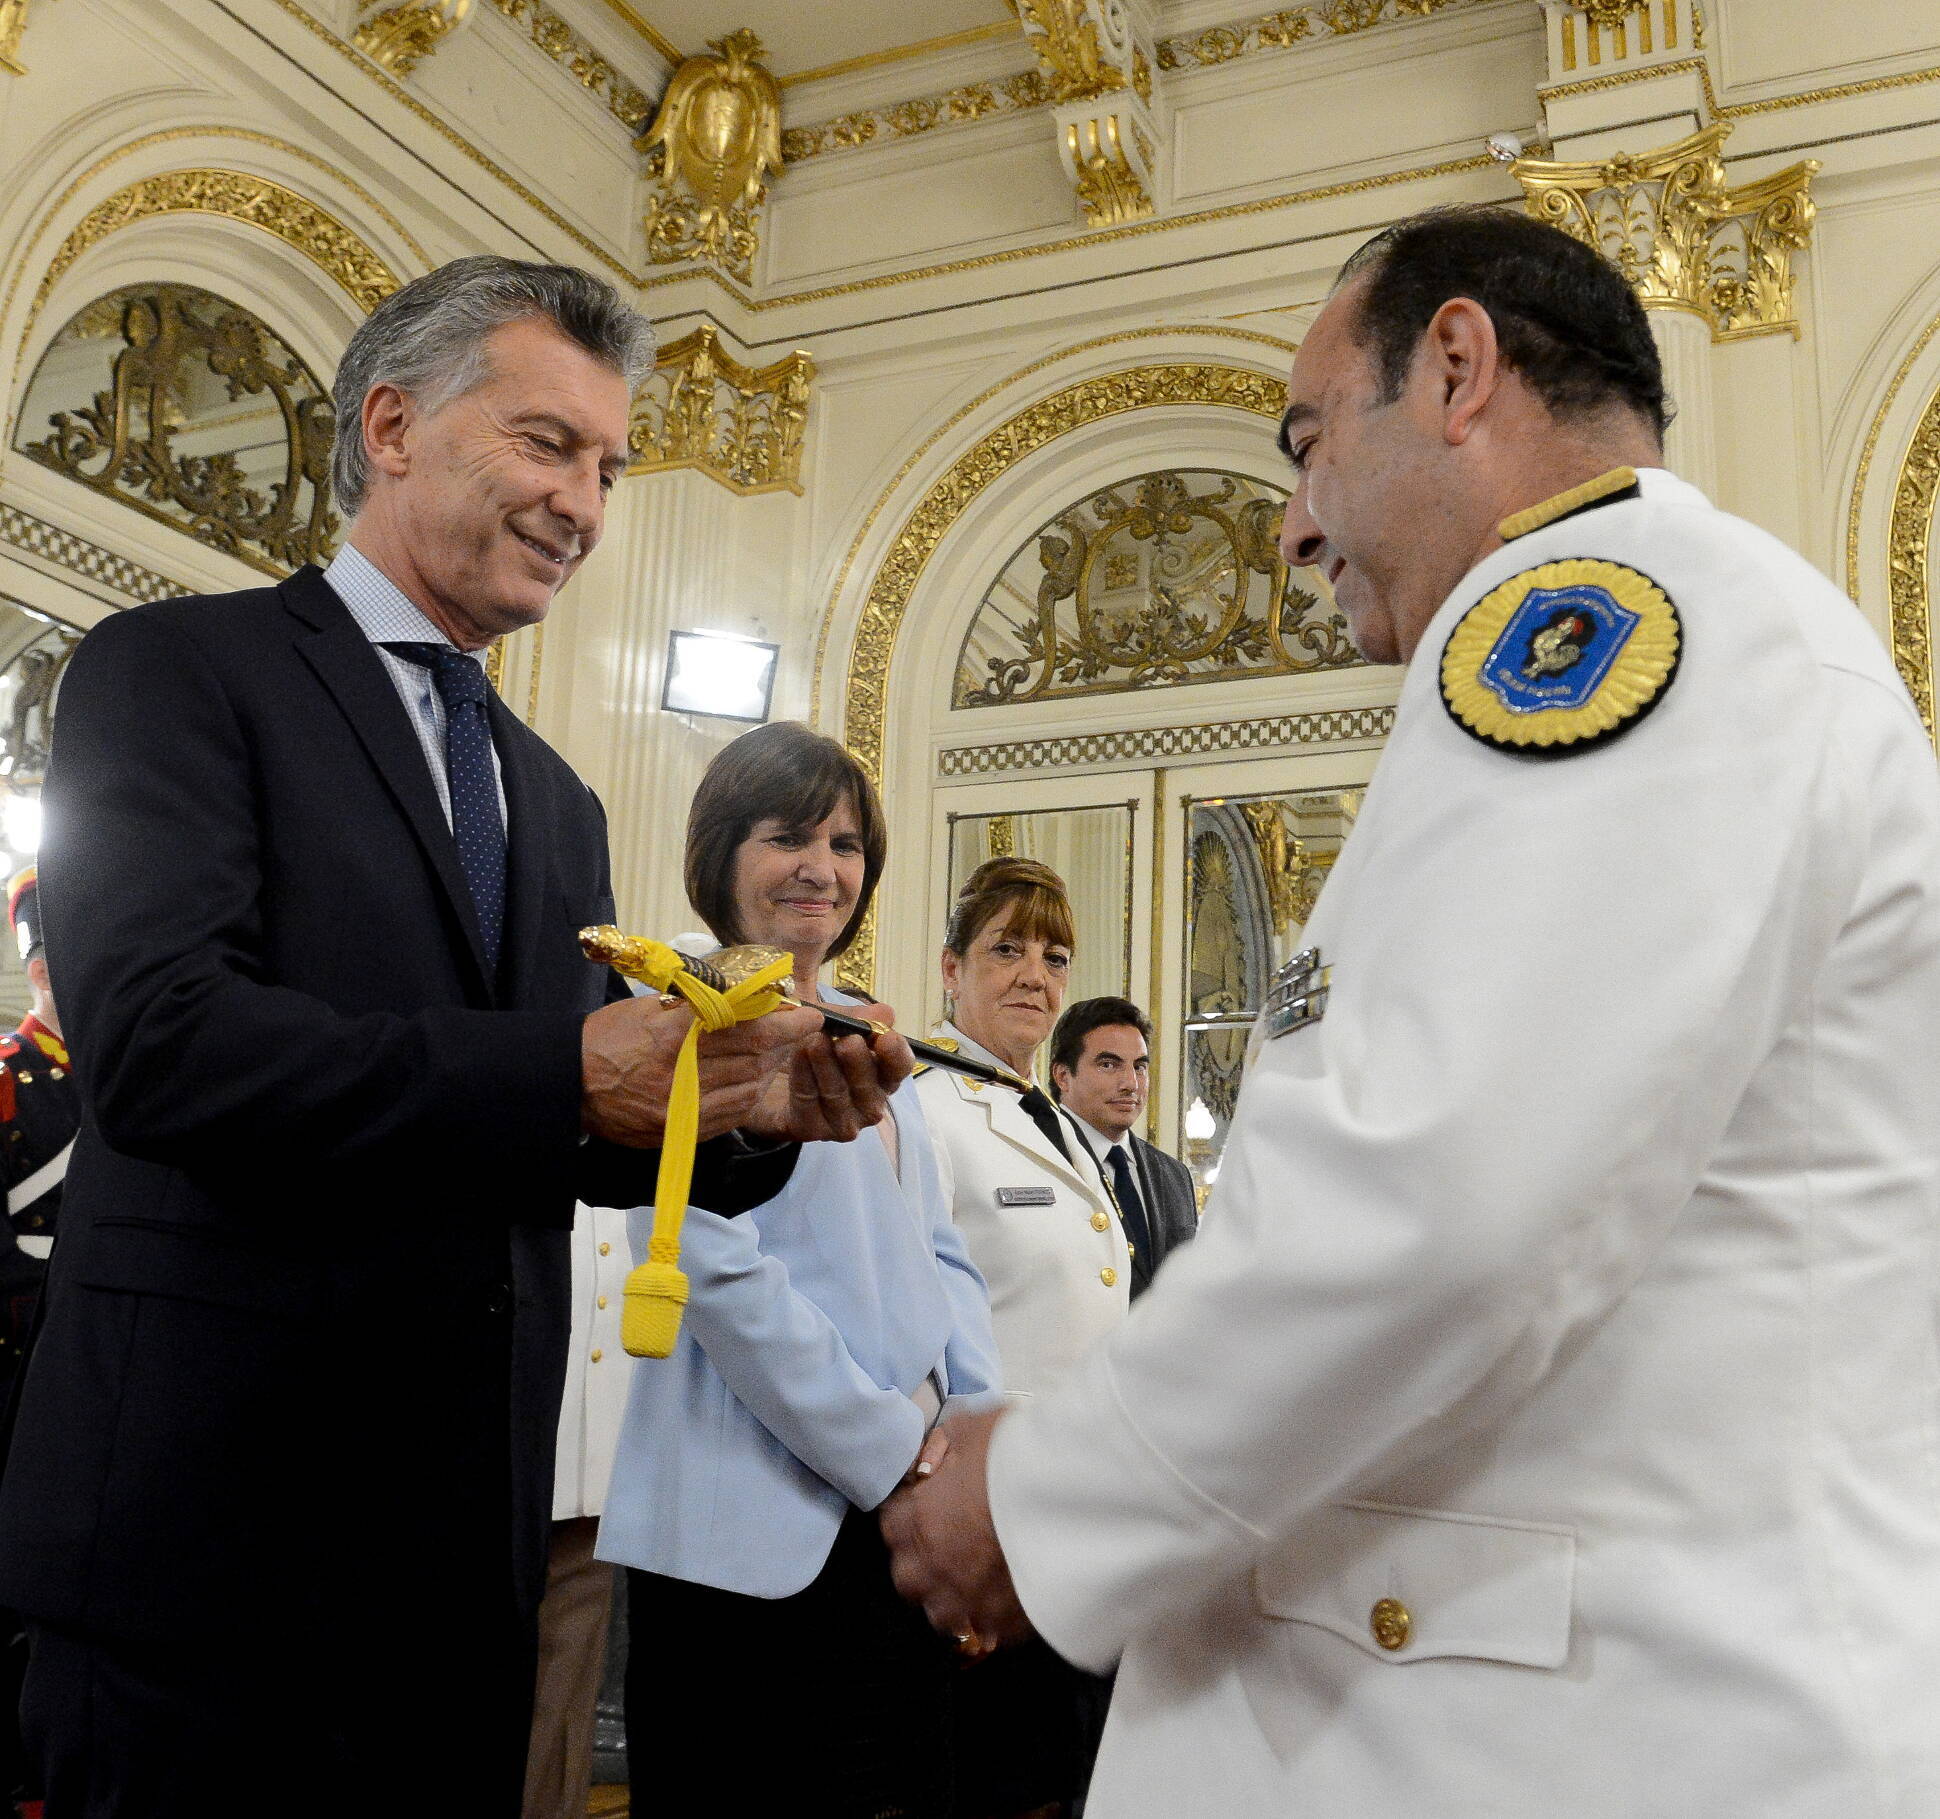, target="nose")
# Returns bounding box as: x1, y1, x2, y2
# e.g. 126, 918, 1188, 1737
1279, 484, 1326, 571
551, 459, 605, 546
1013, 952, 1048, 993
795, 843, 836, 886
